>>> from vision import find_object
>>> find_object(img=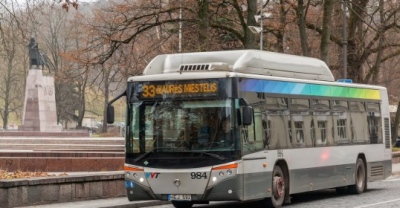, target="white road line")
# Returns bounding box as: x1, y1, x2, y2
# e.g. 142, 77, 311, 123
384, 178, 400, 182
354, 198, 400, 208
